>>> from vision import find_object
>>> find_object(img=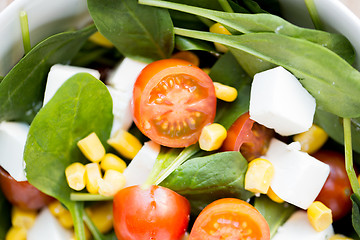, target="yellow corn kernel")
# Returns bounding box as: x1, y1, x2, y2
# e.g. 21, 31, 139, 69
267, 187, 284, 203
49, 201, 68, 217
307, 201, 333, 232
11, 206, 37, 229
98, 170, 126, 197
293, 124, 328, 154
209, 23, 231, 53
199, 123, 227, 151
77, 132, 106, 163
171, 51, 200, 67
5, 226, 26, 240
329, 234, 353, 240
86, 202, 113, 234
85, 163, 102, 194
89, 31, 113, 48
245, 158, 274, 194
213, 82, 238, 102
57, 209, 74, 229
65, 162, 86, 191
107, 129, 142, 159
100, 153, 127, 173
